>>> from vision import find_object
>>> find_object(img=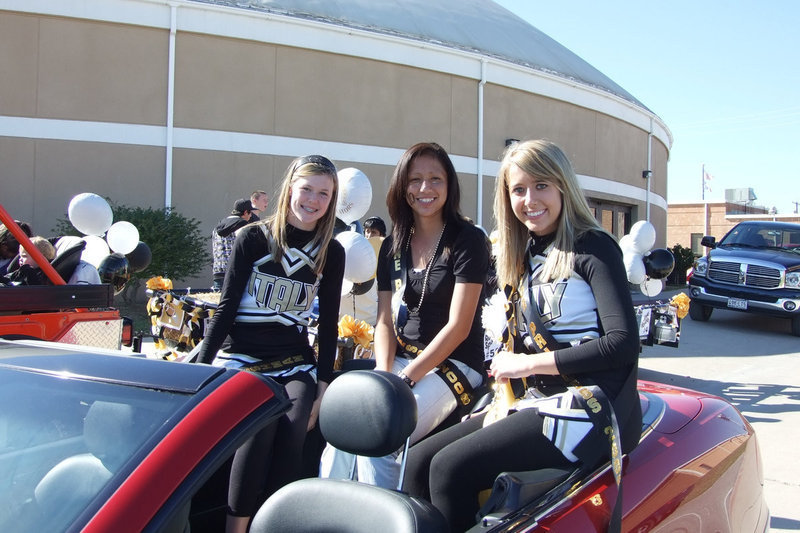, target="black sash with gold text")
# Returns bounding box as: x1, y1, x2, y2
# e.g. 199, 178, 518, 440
510, 281, 629, 533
